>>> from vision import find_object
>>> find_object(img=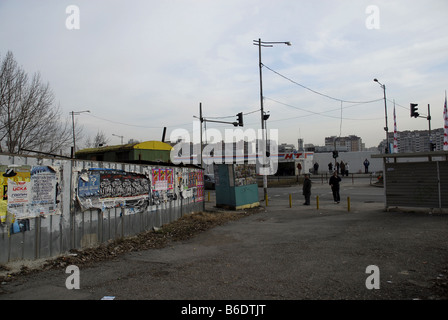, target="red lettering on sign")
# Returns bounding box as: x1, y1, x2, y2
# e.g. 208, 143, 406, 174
12, 186, 27, 191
